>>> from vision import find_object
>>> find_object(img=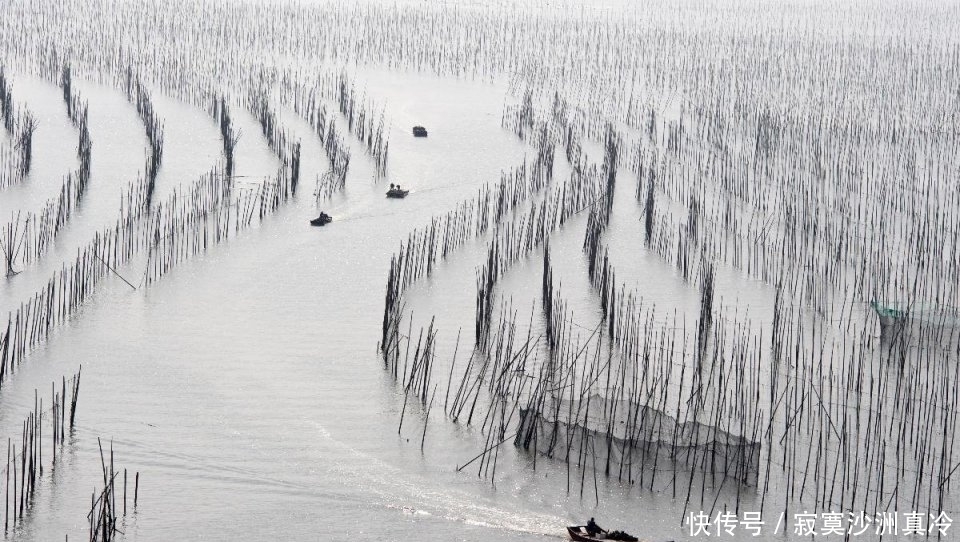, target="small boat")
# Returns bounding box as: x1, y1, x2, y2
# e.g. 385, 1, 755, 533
567, 527, 595, 541
412, 126, 428, 137
386, 187, 409, 199
310, 212, 332, 226
566, 526, 638, 542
